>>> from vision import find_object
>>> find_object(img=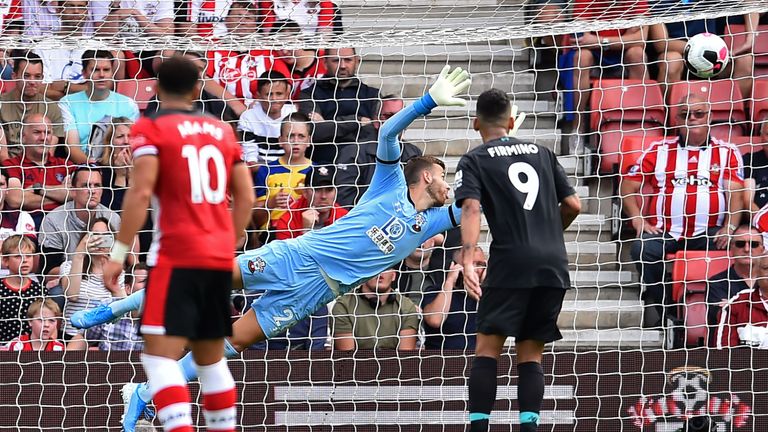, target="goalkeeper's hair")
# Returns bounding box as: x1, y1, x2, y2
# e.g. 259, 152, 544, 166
404, 156, 446, 186
157, 57, 200, 97
476, 88, 511, 125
